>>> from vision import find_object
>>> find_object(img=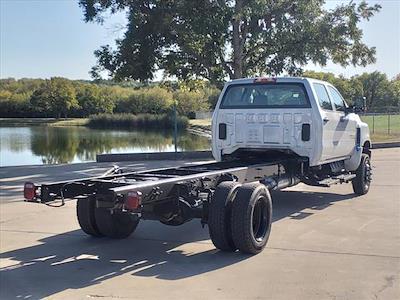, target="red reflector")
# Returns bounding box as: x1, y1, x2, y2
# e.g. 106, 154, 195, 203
24, 182, 36, 200
125, 191, 142, 210
254, 77, 276, 83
